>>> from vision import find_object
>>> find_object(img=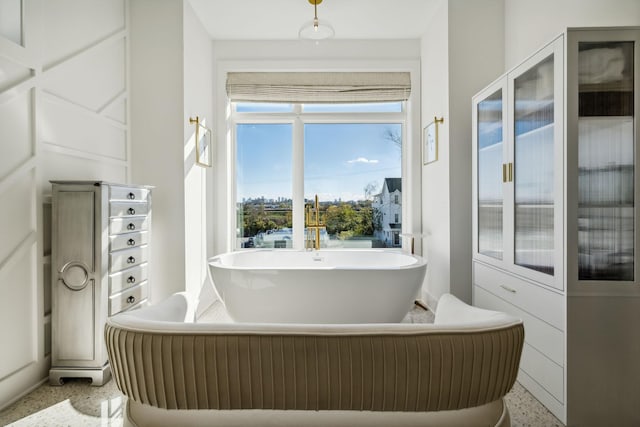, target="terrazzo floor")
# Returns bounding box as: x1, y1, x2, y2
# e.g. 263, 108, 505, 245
0, 304, 563, 427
